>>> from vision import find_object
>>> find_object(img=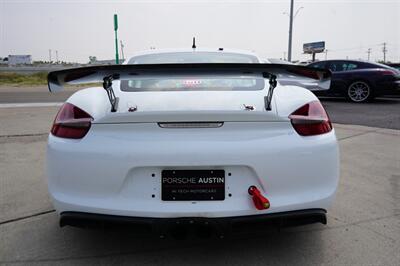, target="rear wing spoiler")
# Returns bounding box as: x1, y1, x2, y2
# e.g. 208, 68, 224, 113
48, 63, 331, 111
